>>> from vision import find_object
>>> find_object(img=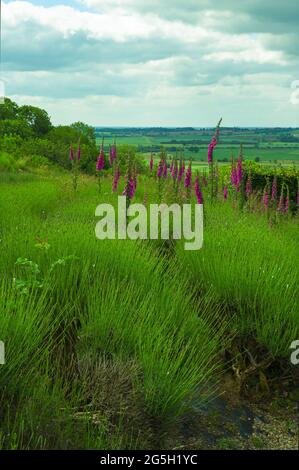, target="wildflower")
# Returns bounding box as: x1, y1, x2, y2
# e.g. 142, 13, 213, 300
96, 148, 105, 171
163, 160, 168, 178
110, 141, 117, 165
223, 186, 228, 200
263, 192, 269, 208
184, 163, 192, 188
207, 118, 222, 165
171, 160, 178, 180
157, 160, 163, 178
208, 138, 217, 164
285, 196, 289, 213
122, 178, 135, 200
69, 145, 74, 161
194, 175, 203, 204
150, 154, 154, 172
112, 166, 120, 193
178, 160, 185, 183
77, 144, 81, 162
